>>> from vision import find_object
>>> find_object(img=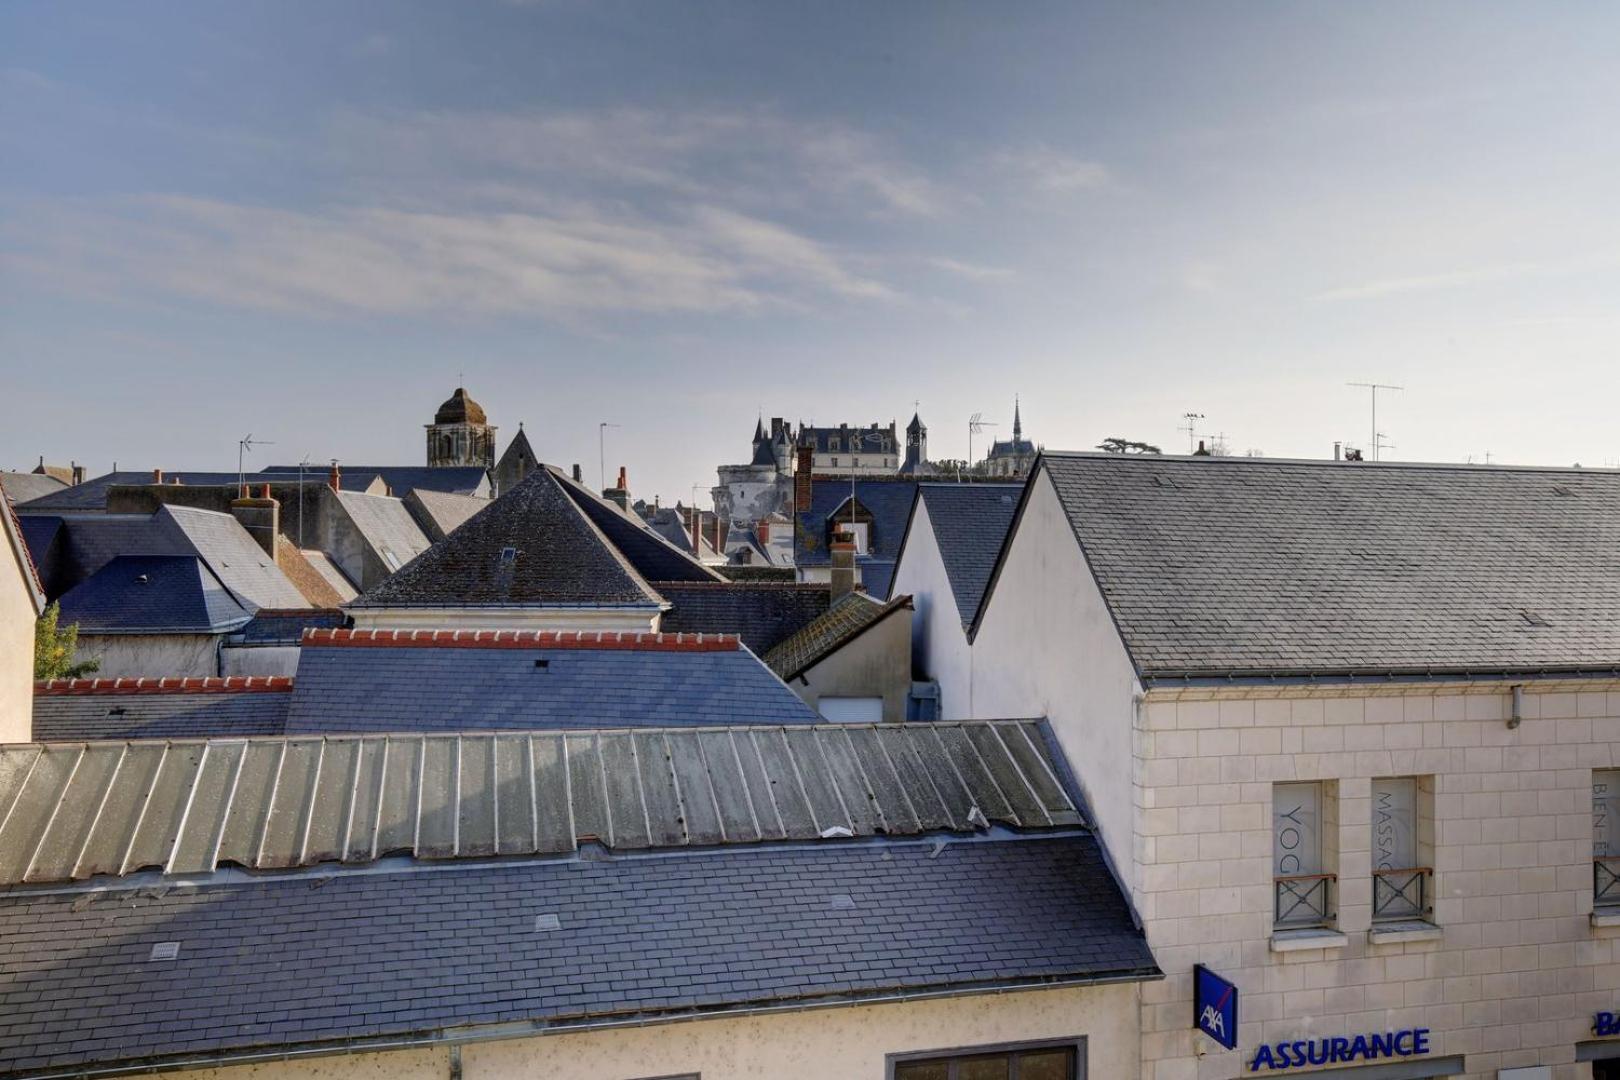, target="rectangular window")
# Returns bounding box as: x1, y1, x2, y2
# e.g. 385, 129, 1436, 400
1273, 781, 1335, 928
891, 1039, 1083, 1080
1596, 770, 1620, 909
1371, 776, 1432, 922
829, 438, 841, 451
829, 457, 839, 467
